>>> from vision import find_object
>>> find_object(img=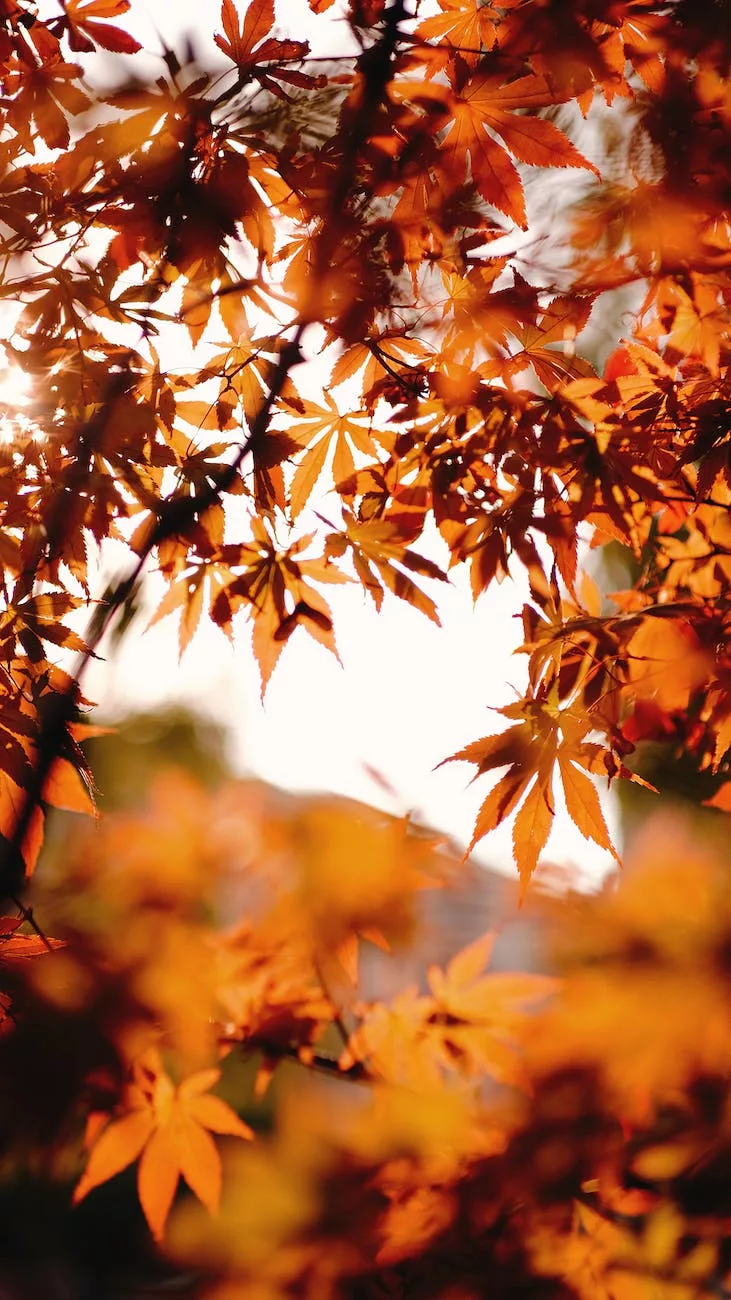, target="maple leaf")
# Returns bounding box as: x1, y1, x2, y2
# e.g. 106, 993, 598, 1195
429, 932, 556, 1023
283, 394, 386, 519
5, 51, 90, 151
215, 0, 276, 66
42, 756, 95, 816
147, 523, 244, 659
211, 338, 280, 427
0, 770, 44, 884
210, 519, 346, 694
324, 511, 447, 623
443, 699, 618, 887
147, 570, 209, 658
494, 294, 597, 391
435, 70, 599, 227
626, 616, 709, 713
60, 0, 142, 54
415, 0, 499, 69
342, 987, 444, 1090
214, 0, 311, 94
427, 931, 557, 1084
74, 1053, 253, 1241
